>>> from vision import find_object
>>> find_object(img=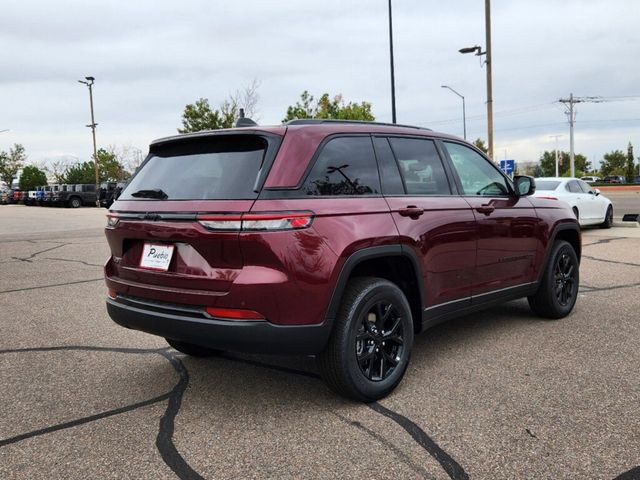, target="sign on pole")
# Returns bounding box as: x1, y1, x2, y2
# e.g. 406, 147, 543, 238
499, 159, 515, 178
